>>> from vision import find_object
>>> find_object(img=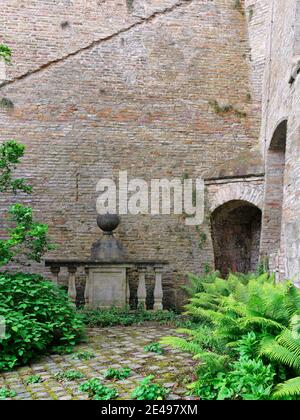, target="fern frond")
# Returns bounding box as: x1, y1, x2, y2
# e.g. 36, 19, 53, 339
276, 330, 300, 358
183, 305, 224, 323
238, 316, 285, 332
194, 352, 230, 375
176, 328, 196, 336
189, 294, 221, 311
160, 336, 202, 355
273, 376, 300, 399
193, 351, 228, 365
260, 336, 300, 370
